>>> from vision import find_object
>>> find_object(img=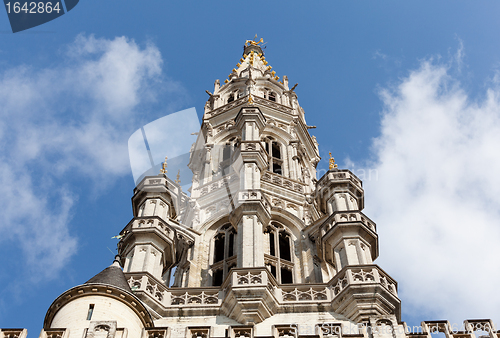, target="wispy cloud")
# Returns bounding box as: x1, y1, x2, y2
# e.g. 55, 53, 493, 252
363, 54, 500, 322
0, 35, 185, 288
